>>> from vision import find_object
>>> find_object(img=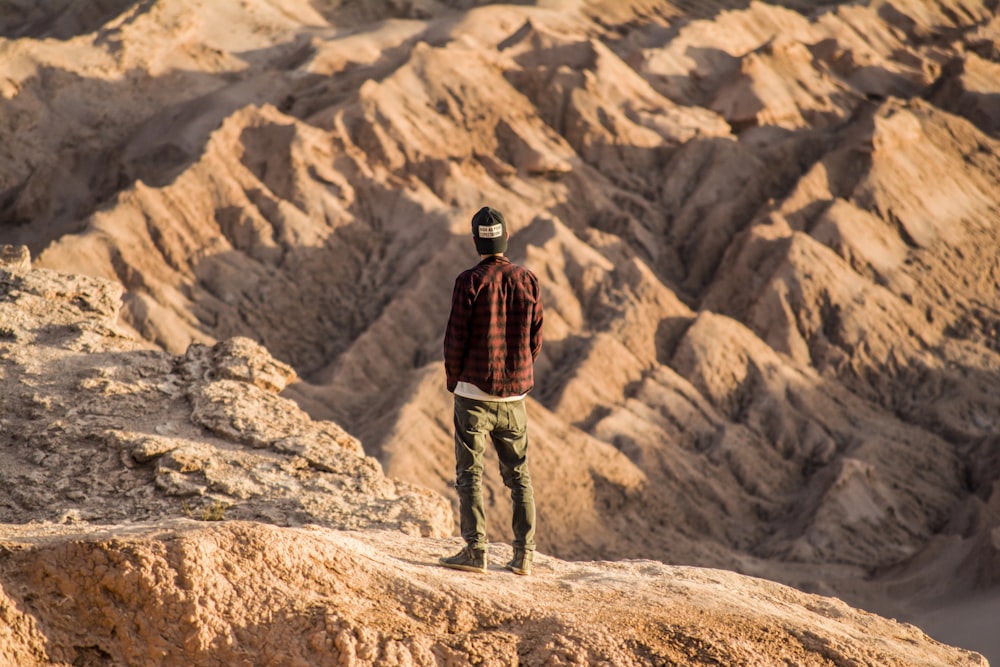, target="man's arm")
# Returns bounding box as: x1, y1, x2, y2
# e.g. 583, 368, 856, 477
530, 279, 543, 362
444, 275, 471, 392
